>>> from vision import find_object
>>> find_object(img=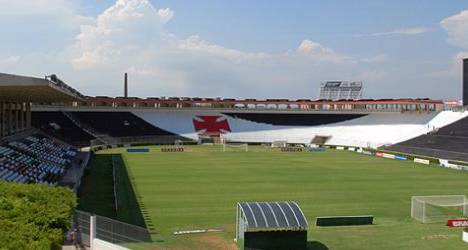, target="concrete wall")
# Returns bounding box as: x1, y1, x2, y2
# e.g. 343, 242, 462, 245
93, 239, 131, 250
